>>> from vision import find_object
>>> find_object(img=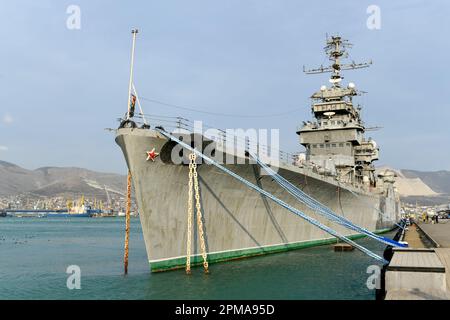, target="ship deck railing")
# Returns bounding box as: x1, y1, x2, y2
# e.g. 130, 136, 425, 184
118, 115, 381, 196
128, 115, 299, 166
